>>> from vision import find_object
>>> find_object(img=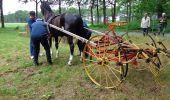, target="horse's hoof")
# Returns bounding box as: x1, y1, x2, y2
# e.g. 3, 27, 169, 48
56, 54, 59, 58
50, 49, 53, 55
56, 55, 59, 58
39, 53, 44, 56
67, 61, 72, 66
80, 58, 83, 62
